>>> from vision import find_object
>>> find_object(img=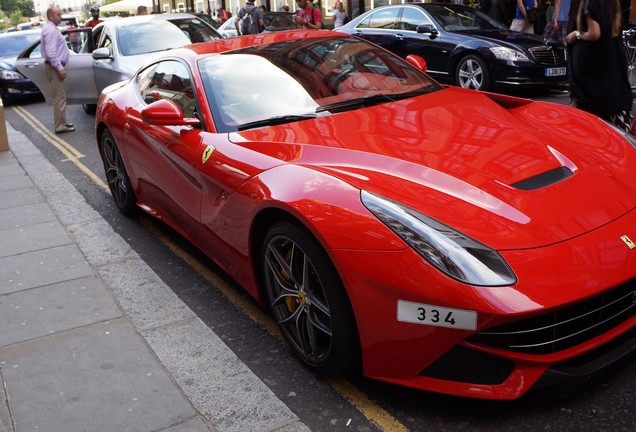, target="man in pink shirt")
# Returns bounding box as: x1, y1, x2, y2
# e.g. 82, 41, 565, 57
41, 7, 74, 133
